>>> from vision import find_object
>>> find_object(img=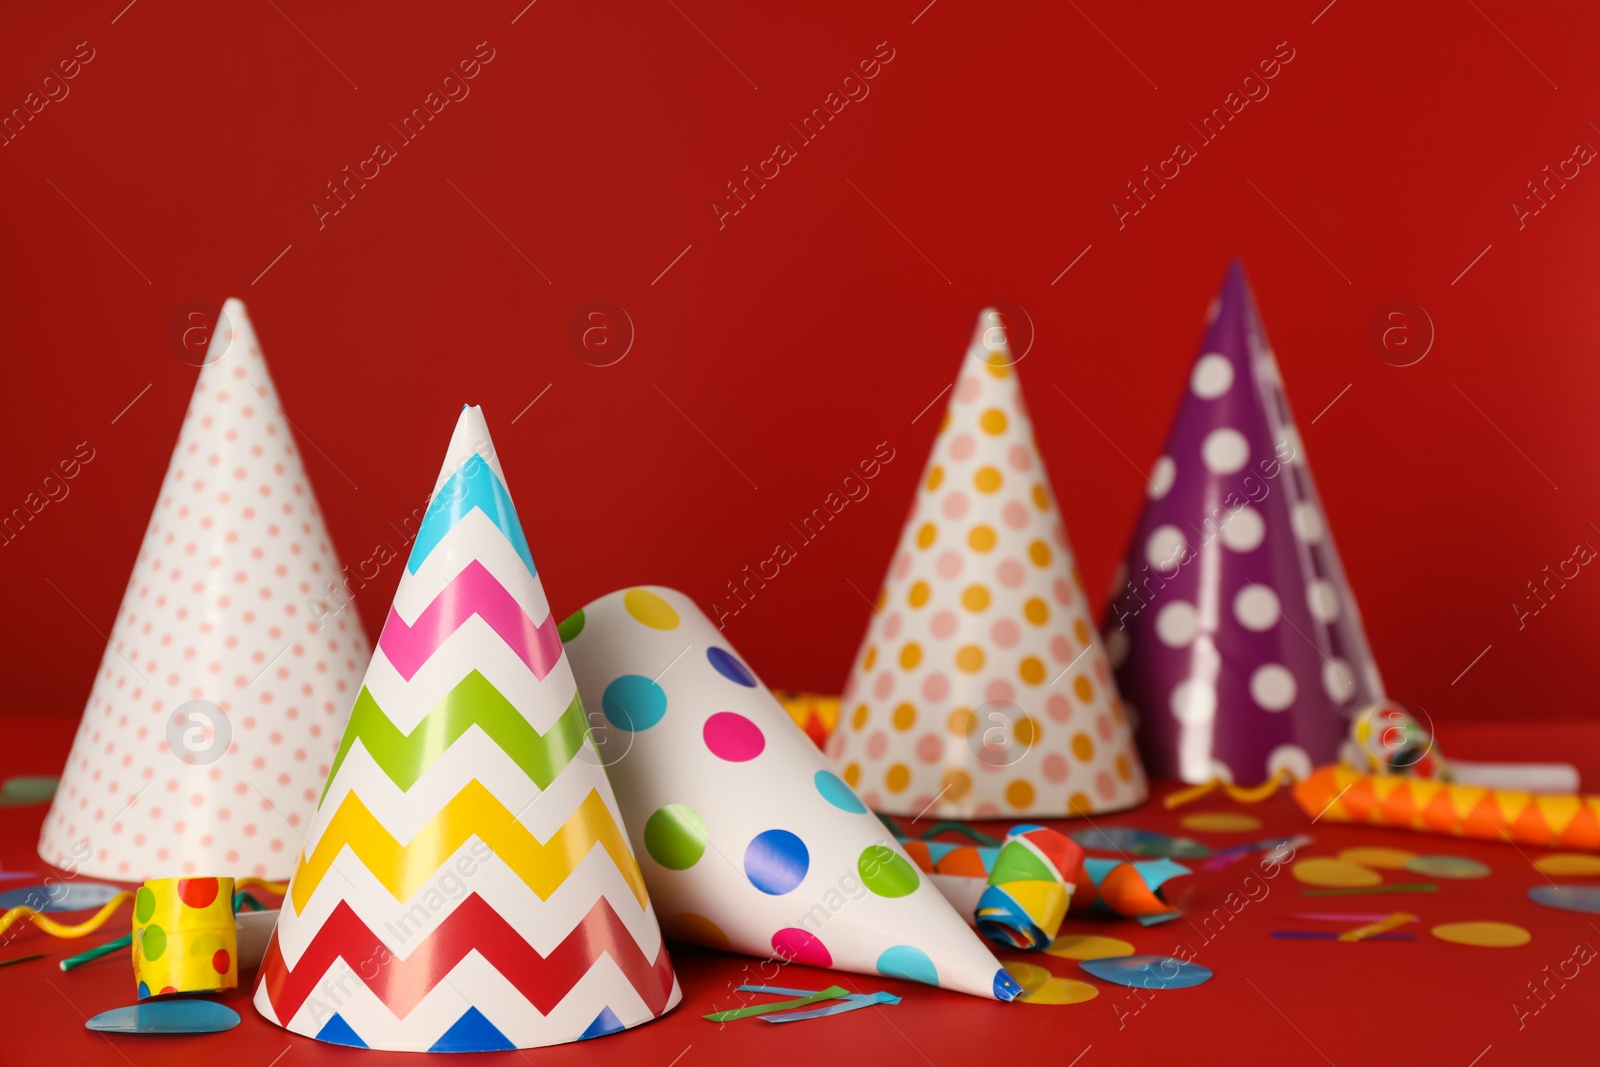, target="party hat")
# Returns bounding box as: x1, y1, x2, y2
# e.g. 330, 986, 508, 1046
253, 406, 679, 1051
1104, 261, 1384, 784
38, 299, 369, 881
827, 310, 1147, 819
563, 586, 1022, 1002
